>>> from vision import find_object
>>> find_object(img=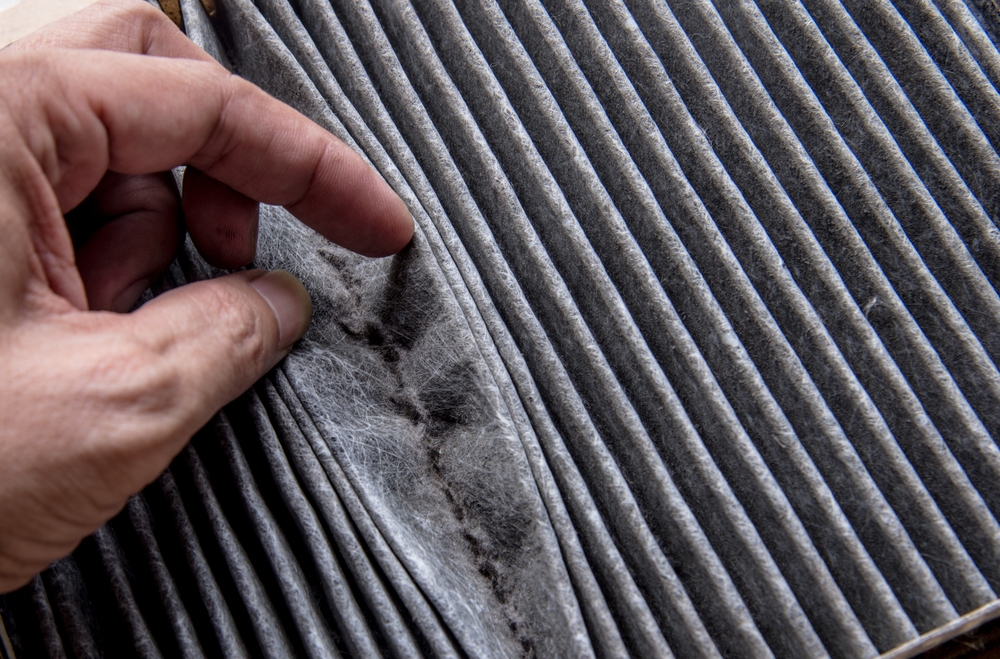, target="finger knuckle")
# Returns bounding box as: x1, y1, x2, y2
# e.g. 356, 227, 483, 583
107, 333, 183, 416
202, 284, 269, 367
